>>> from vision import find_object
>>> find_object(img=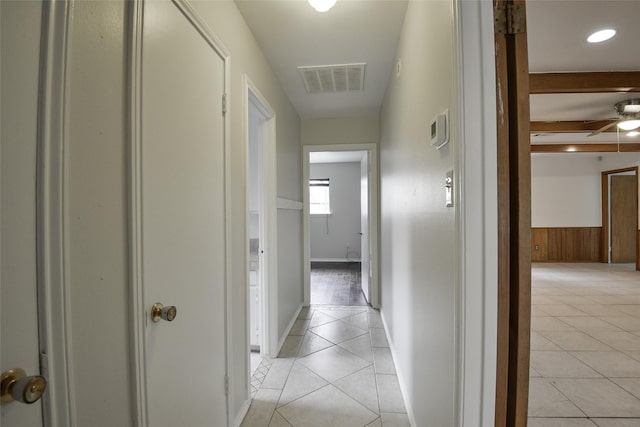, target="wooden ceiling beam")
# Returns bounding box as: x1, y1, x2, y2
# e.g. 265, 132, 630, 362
531, 120, 615, 133
530, 72, 640, 94
532, 143, 640, 153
